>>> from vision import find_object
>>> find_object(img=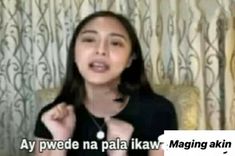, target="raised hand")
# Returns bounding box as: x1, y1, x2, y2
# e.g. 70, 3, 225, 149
41, 103, 76, 140
105, 117, 134, 156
